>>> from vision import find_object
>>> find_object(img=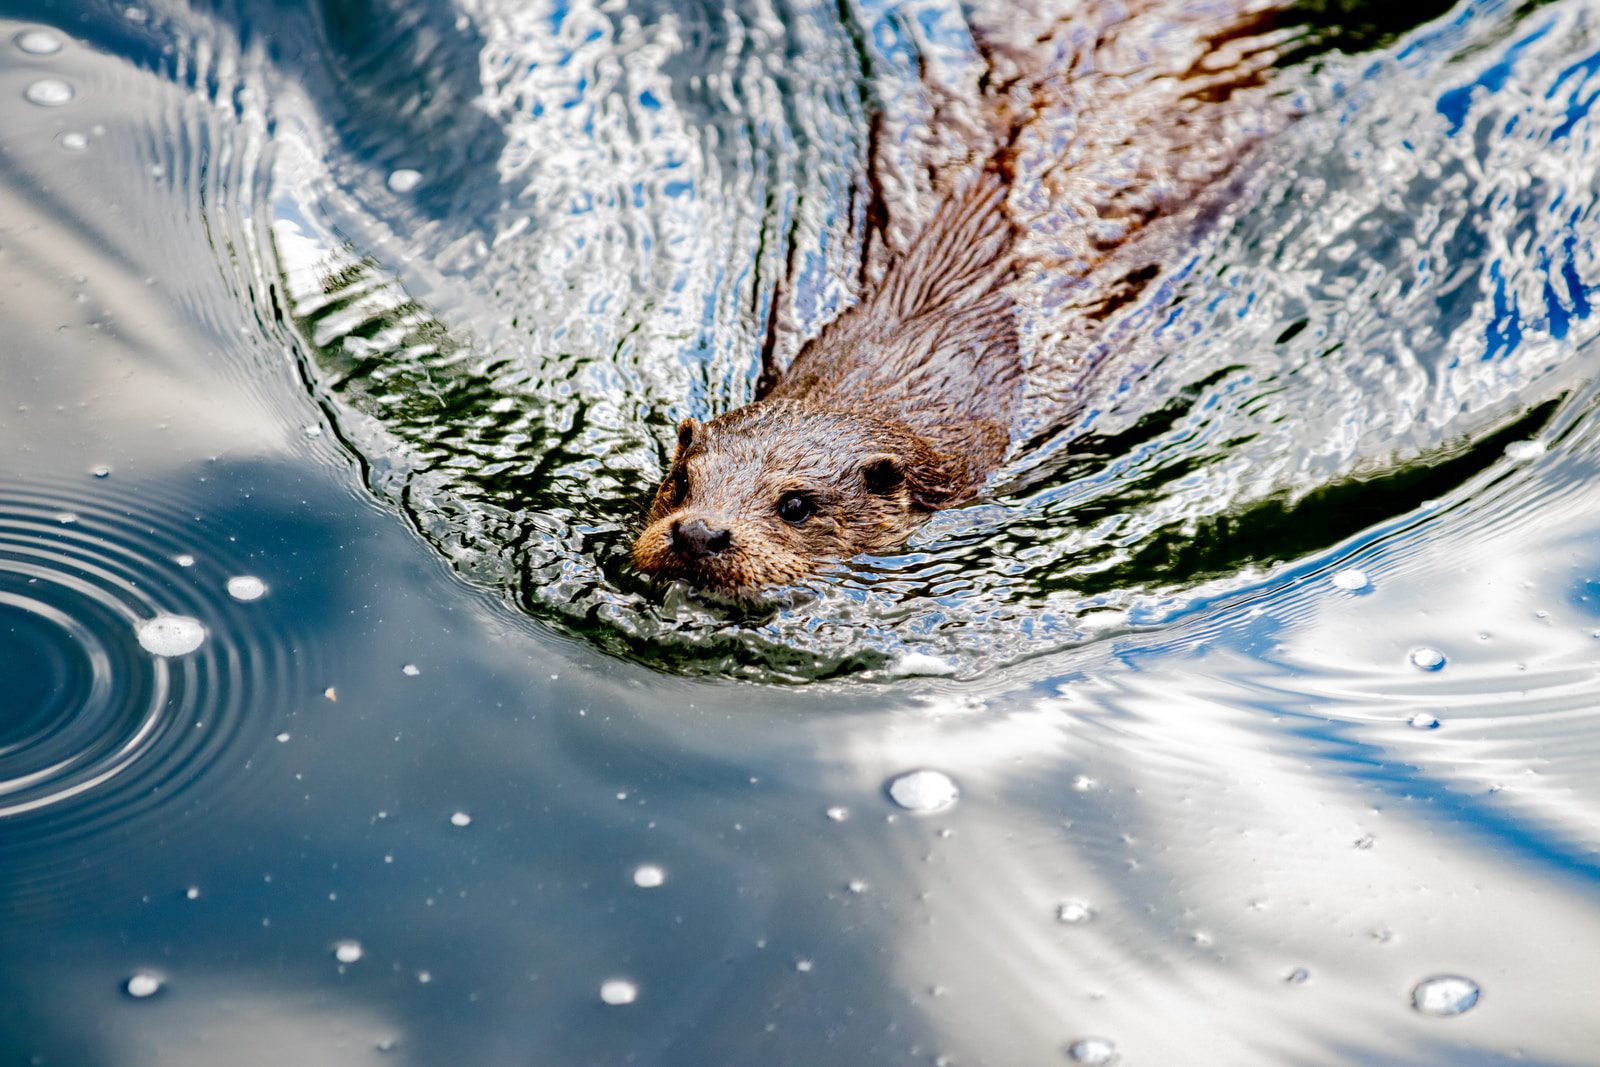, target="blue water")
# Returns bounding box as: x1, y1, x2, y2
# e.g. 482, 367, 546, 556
3, 0, 1600, 1062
